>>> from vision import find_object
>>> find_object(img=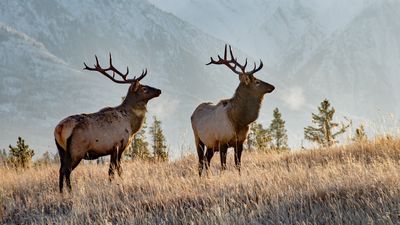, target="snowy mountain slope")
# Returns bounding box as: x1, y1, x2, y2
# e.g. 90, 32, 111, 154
282, 0, 400, 115
1, 0, 399, 153
0, 23, 116, 152
149, 0, 399, 146
0, 0, 223, 85
0, 0, 237, 156
148, 0, 375, 64
269, 0, 400, 145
